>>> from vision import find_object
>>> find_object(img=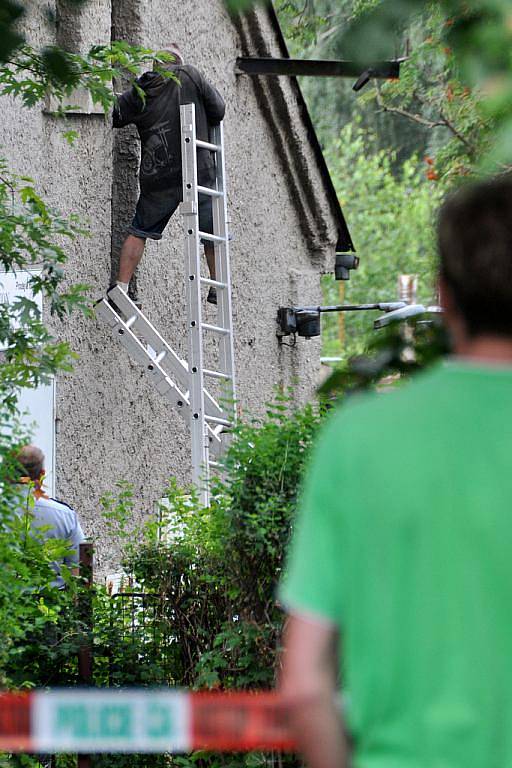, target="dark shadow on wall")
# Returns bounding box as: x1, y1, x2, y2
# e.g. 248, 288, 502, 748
110, 0, 142, 294
56, 0, 85, 52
